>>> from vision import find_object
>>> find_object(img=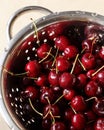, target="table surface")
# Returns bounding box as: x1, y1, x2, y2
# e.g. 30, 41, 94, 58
0, 0, 104, 129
